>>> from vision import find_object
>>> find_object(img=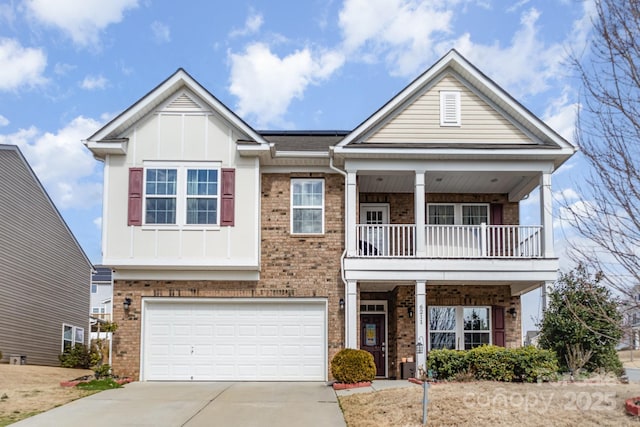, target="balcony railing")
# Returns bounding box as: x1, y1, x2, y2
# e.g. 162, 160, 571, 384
356, 224, 543, 258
